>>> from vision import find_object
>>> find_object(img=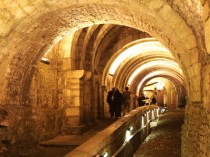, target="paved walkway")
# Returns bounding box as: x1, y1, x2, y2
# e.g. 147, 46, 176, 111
134, 109, 185, 157
29, 109, 184, 157
28, 118, 116, 157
